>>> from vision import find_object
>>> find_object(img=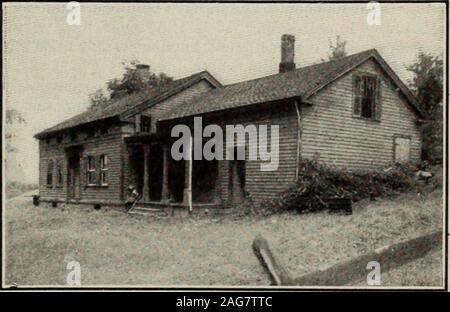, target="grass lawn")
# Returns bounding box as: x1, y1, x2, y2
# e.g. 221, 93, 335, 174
4, 189, 443, 287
